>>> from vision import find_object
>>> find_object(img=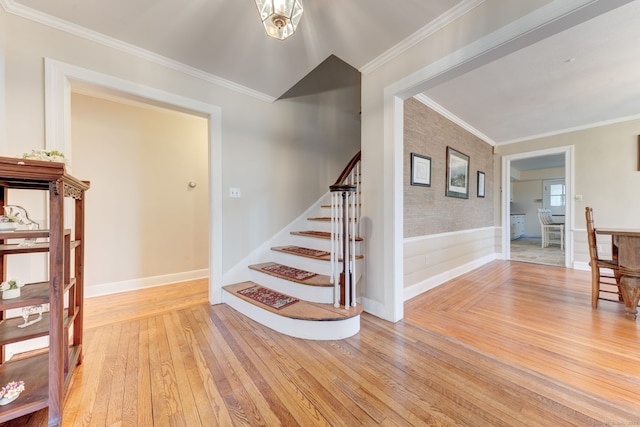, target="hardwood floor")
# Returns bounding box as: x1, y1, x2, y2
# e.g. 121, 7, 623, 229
4, 261, 640, 426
